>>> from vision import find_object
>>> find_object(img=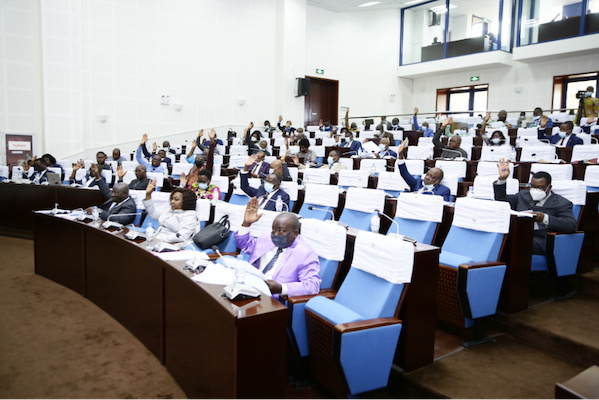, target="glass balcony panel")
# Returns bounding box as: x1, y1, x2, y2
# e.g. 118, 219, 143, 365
402, 0, 447, 64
